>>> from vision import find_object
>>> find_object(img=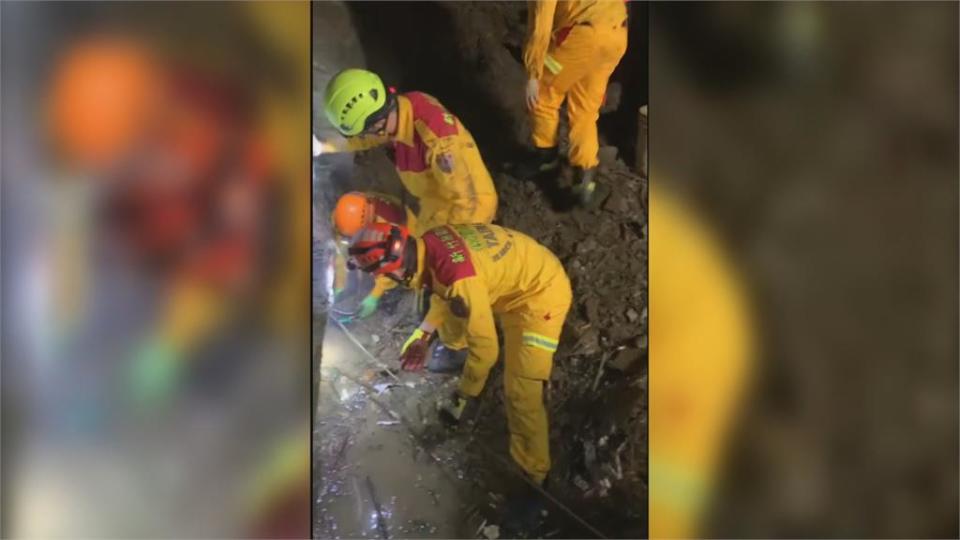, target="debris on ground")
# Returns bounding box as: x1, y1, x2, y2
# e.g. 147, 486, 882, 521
481, 524, 501, 539
315, 1, 647, 537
